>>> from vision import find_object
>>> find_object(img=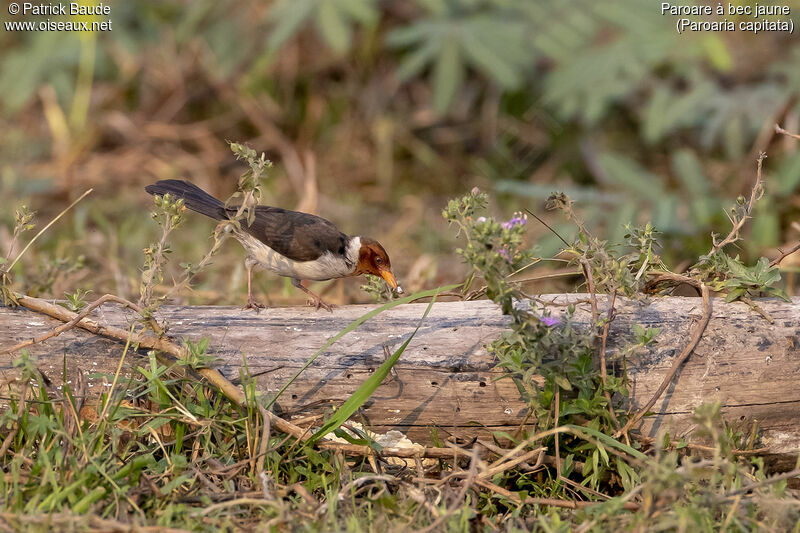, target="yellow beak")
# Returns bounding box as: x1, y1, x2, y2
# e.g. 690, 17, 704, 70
380, 269, 398, 289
